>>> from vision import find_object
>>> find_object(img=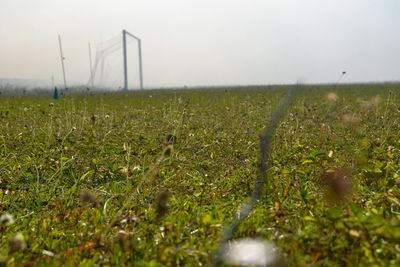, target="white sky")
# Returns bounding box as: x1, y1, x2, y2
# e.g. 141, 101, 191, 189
0, 0, 399, 88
